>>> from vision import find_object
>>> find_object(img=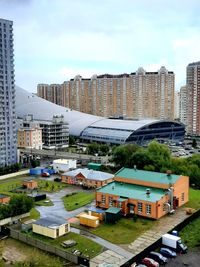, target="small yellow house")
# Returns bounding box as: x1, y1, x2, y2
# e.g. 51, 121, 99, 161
32, 217, 70, 239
